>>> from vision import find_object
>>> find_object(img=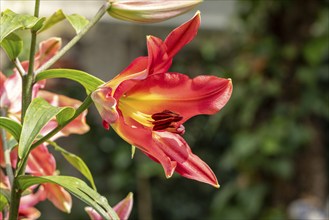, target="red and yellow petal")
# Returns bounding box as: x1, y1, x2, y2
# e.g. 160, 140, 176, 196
118, 72, 232, 124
